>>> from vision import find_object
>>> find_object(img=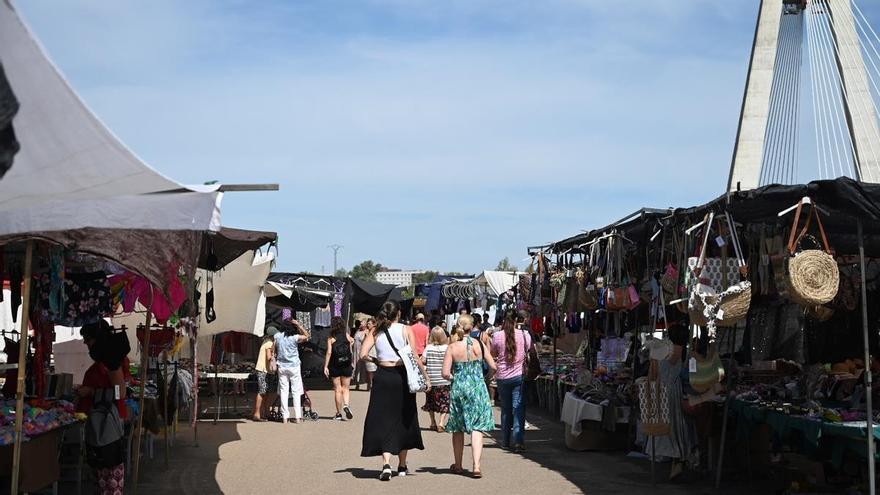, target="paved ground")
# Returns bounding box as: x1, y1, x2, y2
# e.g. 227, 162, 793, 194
119, 384, 767, 495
